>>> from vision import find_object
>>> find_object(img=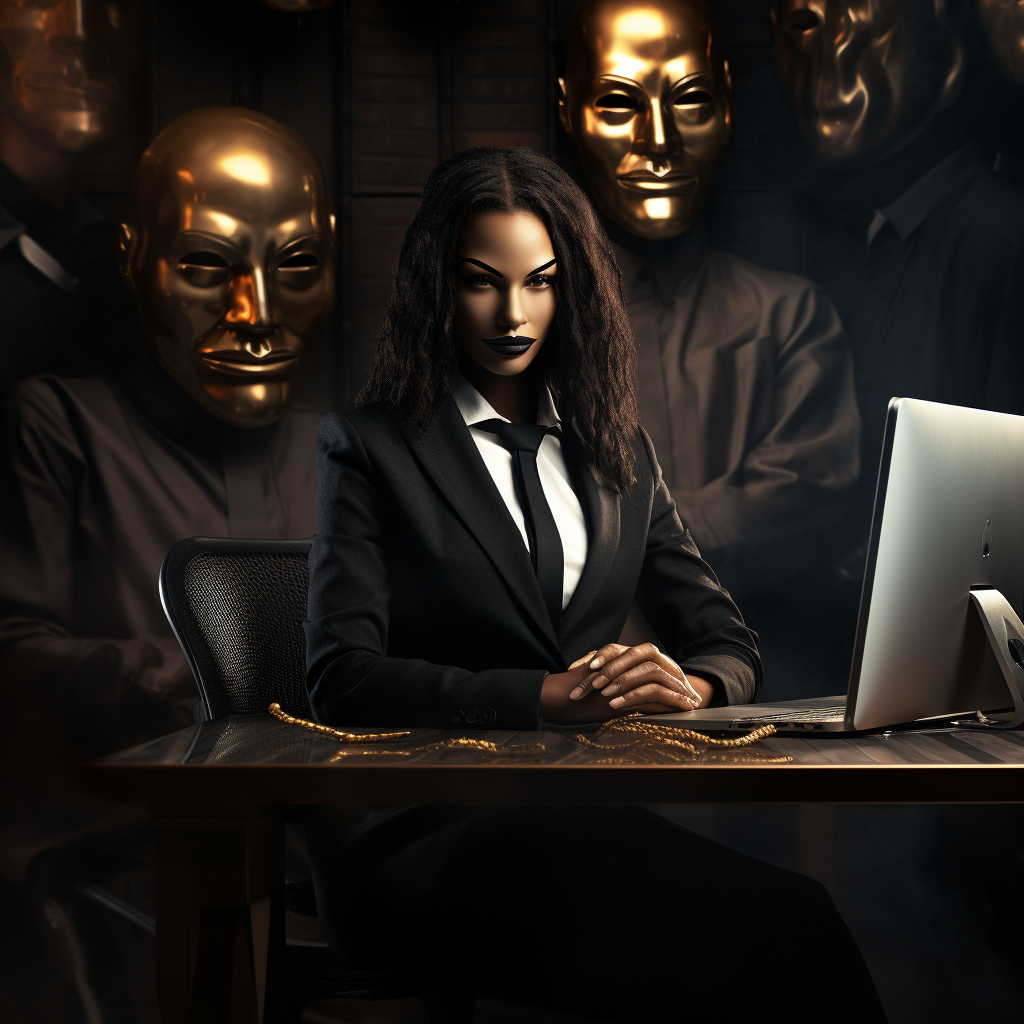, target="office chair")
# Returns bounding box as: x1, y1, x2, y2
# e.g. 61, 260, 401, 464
158, 536, 474, 1023
159, 536, 313, 721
